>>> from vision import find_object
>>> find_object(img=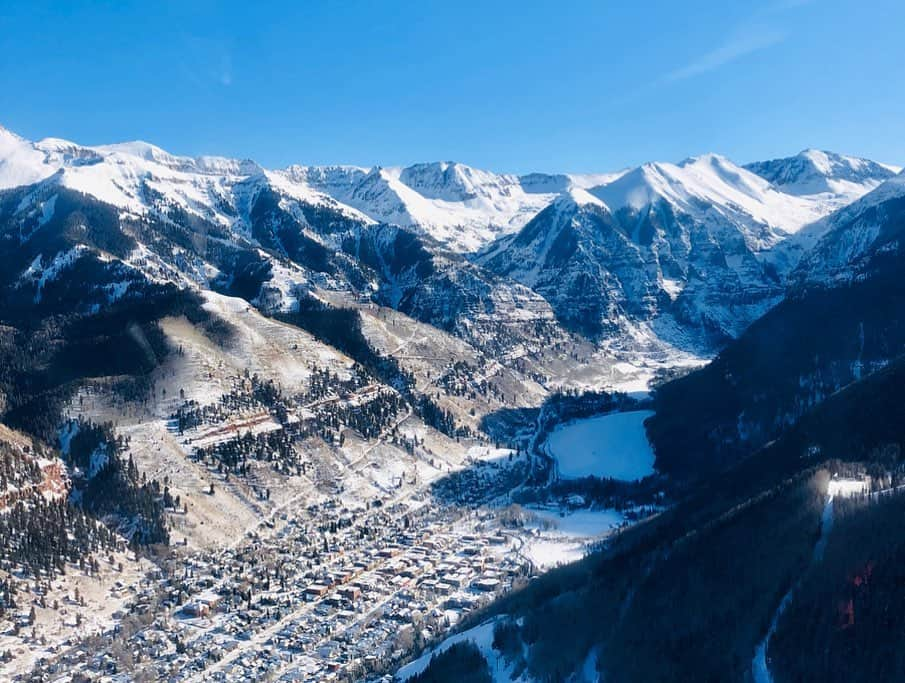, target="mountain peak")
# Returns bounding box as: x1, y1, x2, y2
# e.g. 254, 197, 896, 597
558, 186, 608, 210
745, 149, 897, 193
96, 139, 170, 159
396, 160, 514, 202
678, 152, 732, 167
